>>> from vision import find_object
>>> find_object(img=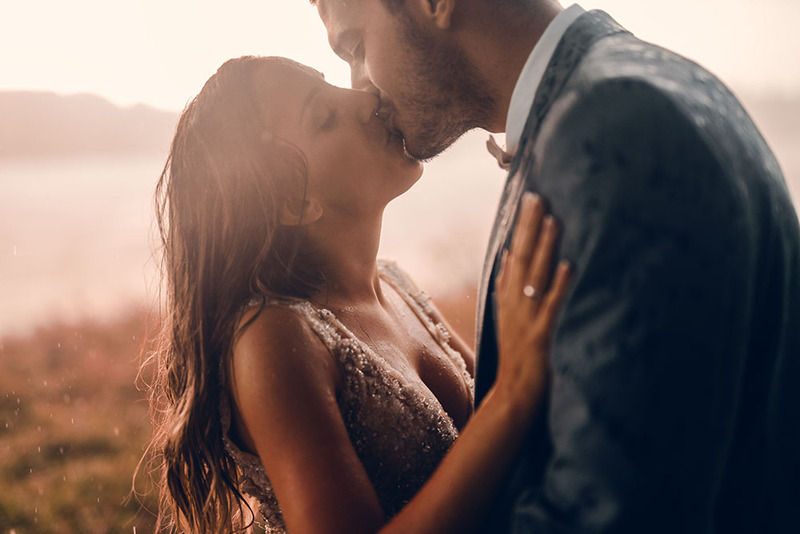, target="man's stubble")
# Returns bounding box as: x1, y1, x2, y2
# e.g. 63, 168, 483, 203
395, 17, 496, 161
